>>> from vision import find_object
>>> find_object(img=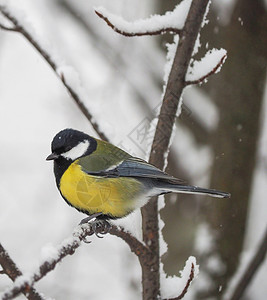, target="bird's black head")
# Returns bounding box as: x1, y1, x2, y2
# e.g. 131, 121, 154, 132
46, 128, 97, 162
